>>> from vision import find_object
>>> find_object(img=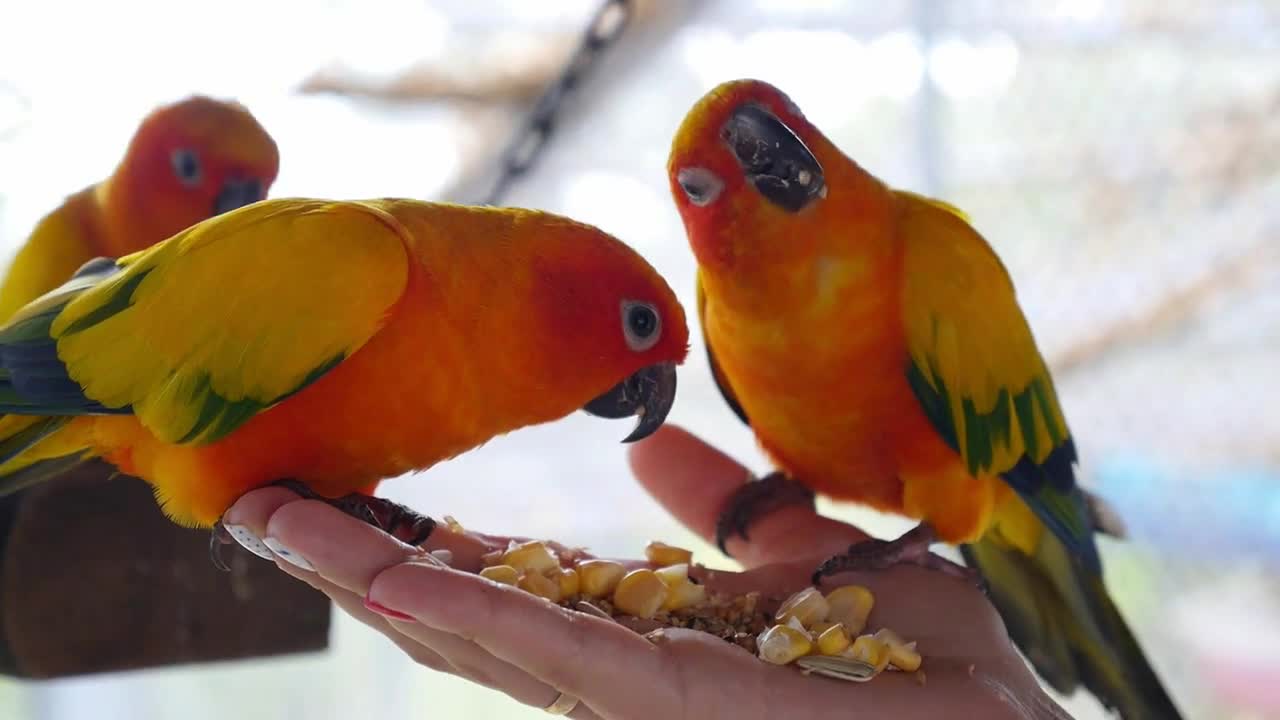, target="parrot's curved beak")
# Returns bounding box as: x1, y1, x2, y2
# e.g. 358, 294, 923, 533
213, 177, 266, 216
722, 104, 826, 213
581, 362, 678, 443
